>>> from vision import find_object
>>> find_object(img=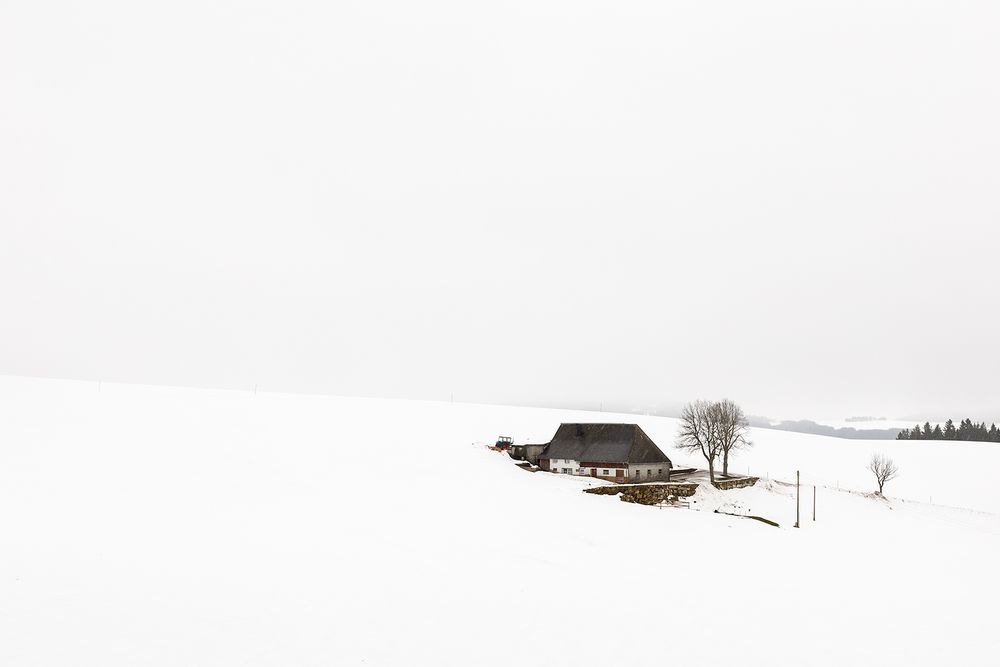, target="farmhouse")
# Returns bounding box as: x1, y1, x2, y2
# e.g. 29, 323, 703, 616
537, 423, 672, 482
